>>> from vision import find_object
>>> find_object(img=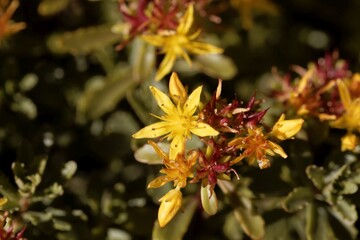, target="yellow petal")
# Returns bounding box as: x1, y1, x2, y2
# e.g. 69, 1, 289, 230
268, 141, 287, 158
148, 140, 169, 162
132, 121, 171, 139
185, 41, 224, 55
190, 122, 219, 137
169, 134, 186, 160
183, 86, 202, 115
148, 175, 172, 188
141, 34, 166, 47
169, 72, 187, 105
150, 86, 176, 114
271, 114, 304, 140
158, 189, 182, 227
177, 4, 194, 35
297, 68, 314, 94
337, 79, 352, 110
155, 52, 177, 81
341, 133, 359, 152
